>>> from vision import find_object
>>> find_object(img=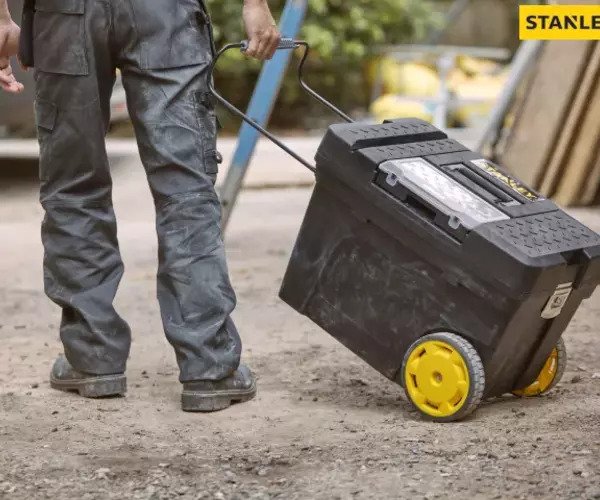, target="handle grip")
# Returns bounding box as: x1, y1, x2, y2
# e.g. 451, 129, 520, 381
207, 40, 353, 174
240, 37, 300, 52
